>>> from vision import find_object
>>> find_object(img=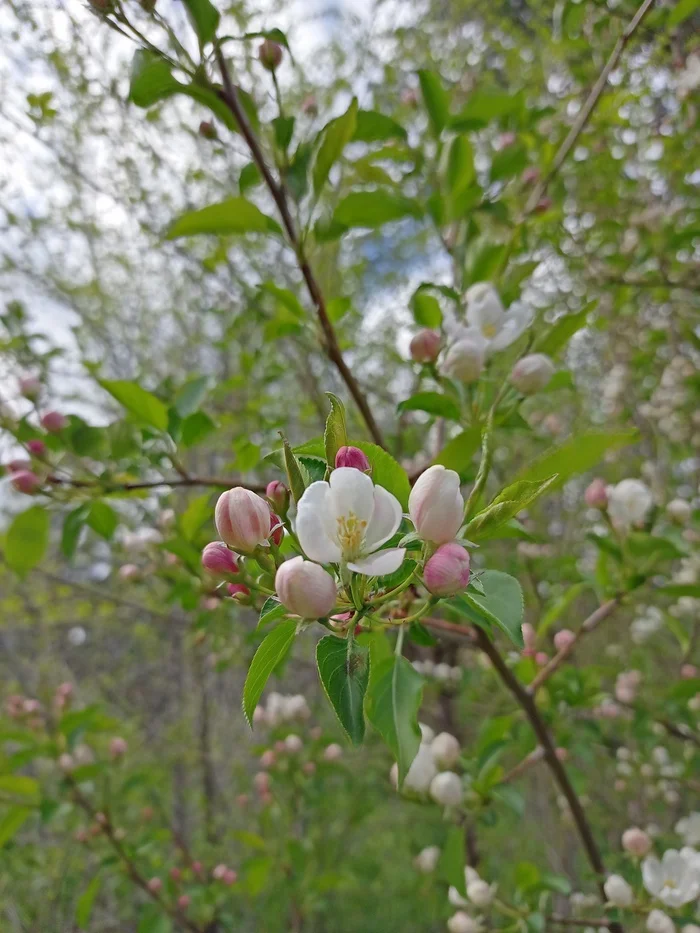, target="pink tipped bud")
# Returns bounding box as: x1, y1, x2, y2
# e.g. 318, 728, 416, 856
95, 812, 108, 826
335, 446, 371, 472
553, 629, 576, 653
74, 828, 89, 843
227, 583, 251, 601
169, 867, 181, 883
253, 772, 270, 795
521, 622, 537, 653
681, 664, 698, 679
40, 410, 67, 433
223, 869, 237, 886
212, 864, 227, 881
497, 131, 516, 149
109, 737, 128, 759
269, 511, 284, 546
555, 747, 568, 761
521, 165, 540, 184
510, 354, 555, 395
621, 826, 652, 857
409, 330, 441, 364
585, 478, 609, 509
147, 877, 162, 894
301, 94, 318, 116
11, 470, 41, 494
284, 734, 302, 753
118, 564, 140, 582
275, 556, 337, 619
177, 895, 191, 910
266, 480, 290, 516
423, 543, 470, 597
408, 465, 464, 545
57, 682, 73, 698
26, 439, 46, 457
535, 196, 553, 214
400, 88, 419, 107
260, 750, 276, 769
535, 651, 549, 667
199, 120, 217, 139
18, 375, 41, 400
201, 542, 239, 576
440, 338, 485, 384
323, 743, 343, 762
215, 487, 271, 552
258, 39, 283, 71
7, 458, 31, 473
